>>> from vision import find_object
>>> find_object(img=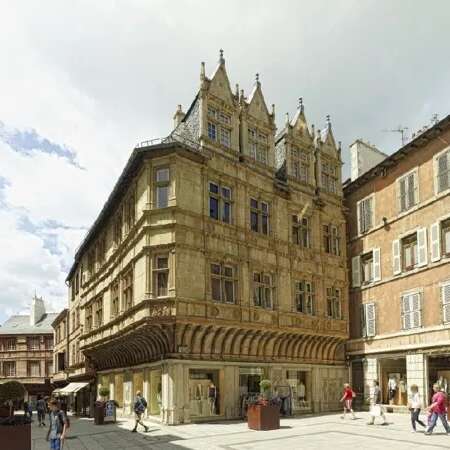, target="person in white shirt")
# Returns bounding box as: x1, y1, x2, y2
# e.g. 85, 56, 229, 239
408, 384, 426, 432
